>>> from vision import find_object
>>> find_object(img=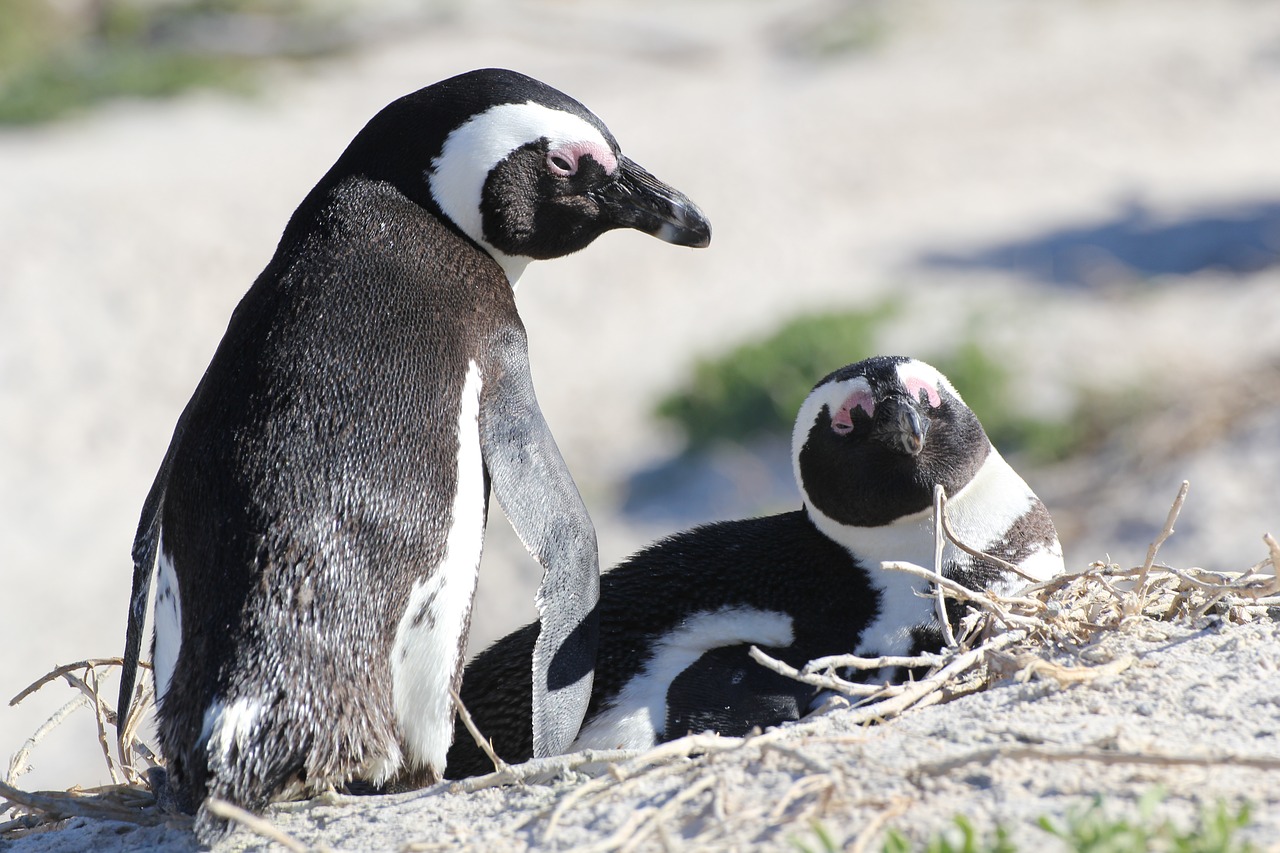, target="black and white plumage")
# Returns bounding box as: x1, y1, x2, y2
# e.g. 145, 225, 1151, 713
446, 356, 1062, 777
116, 68, 710, 840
